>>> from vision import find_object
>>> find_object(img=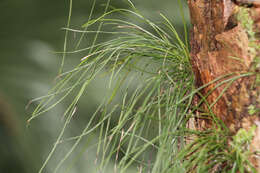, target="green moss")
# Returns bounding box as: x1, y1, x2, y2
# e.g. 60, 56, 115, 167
236, 8, 255, 40
248, 104, 260, 115
237, 8, 260, 111
232, 125, 256, 145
